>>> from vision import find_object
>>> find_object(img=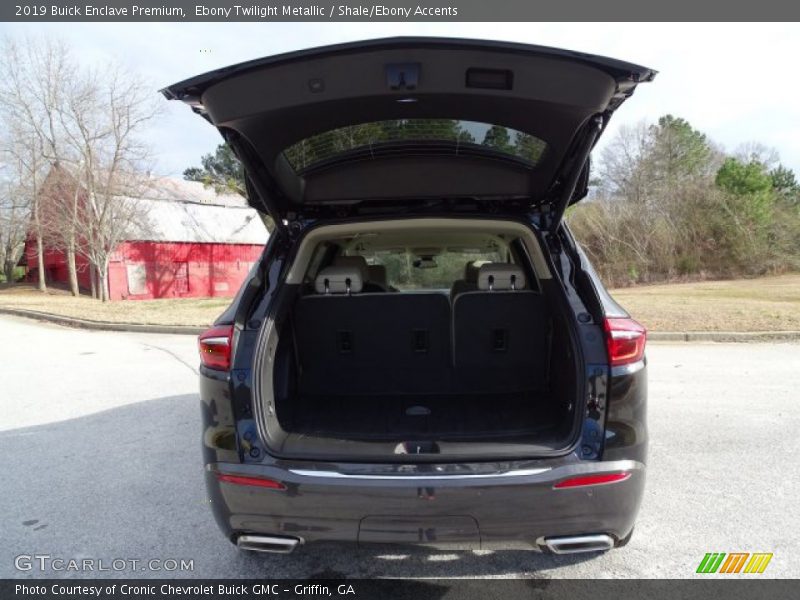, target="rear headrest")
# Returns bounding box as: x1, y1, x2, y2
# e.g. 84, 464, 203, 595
314, 266, 364, 294
464, 261, 479, 283
465, 260, 491, 283
477, 263, 526, 291
334, 255, 369, 276
367, 264, 387, 287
